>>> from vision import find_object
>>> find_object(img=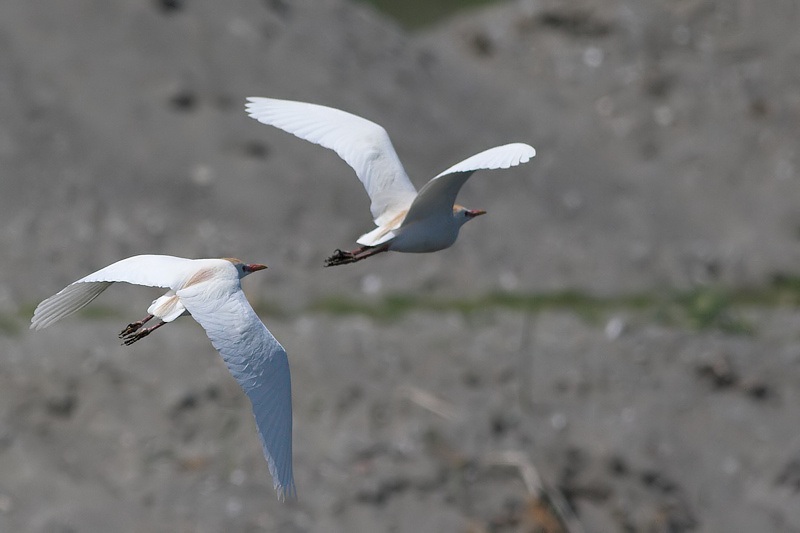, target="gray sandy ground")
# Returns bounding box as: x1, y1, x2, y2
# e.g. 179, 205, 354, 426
0, 0, 799, 531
